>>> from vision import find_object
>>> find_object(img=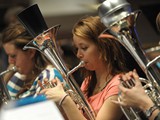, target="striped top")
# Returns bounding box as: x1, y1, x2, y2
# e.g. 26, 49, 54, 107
7, 65, 65, 100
